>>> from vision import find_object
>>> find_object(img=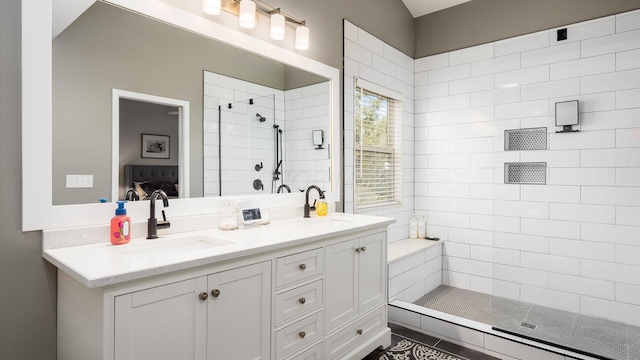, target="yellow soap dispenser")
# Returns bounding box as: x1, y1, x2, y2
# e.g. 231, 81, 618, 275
316, 198, 328, 216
